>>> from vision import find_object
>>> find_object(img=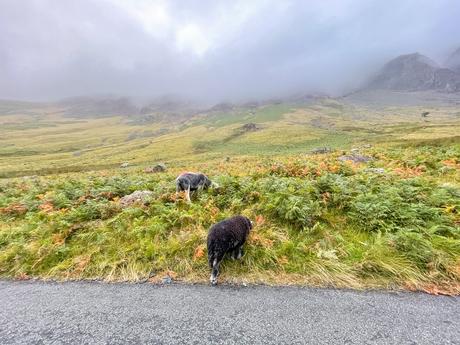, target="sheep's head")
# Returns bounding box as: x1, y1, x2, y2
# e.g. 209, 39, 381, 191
244, 216, 253, 231
201, 174, 212, 189
204, 175, 219, 189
